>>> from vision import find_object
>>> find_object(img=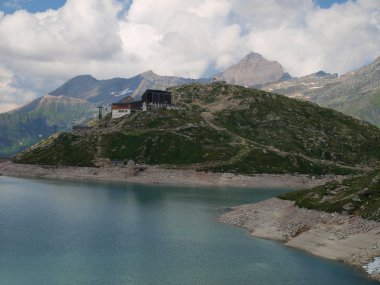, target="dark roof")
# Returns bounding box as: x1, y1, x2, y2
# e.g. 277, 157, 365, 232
112, 100, 142, 107
143, 89, 171, 94
118, 96, 135, 104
